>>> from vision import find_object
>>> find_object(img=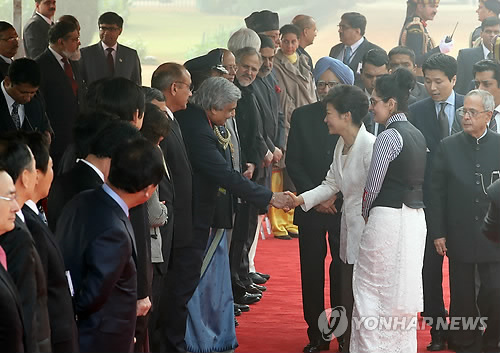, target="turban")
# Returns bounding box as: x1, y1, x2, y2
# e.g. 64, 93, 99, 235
245, 10, 279, 33
313, 57, 354, 85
